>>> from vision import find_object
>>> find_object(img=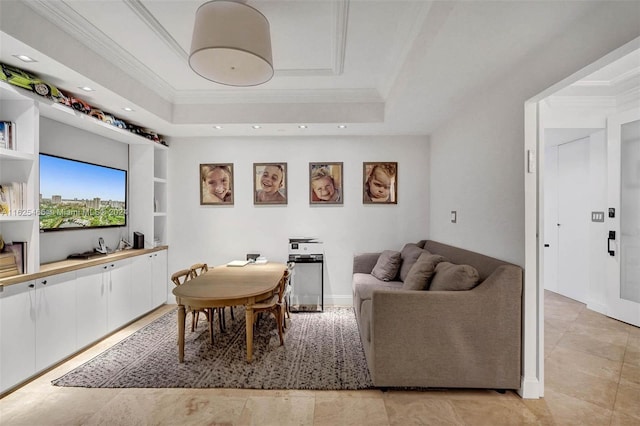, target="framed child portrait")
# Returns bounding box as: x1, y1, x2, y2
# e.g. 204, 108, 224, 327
254, 163, 287, 205
200, 163, 234, 205
363, 162, 397, 204
309, 162, 343, 205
